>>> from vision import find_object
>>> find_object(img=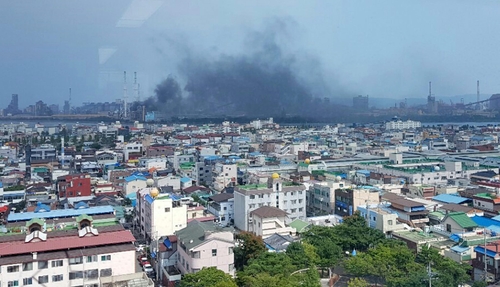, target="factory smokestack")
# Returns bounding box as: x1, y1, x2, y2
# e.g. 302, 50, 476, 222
123, 71, 128, 118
